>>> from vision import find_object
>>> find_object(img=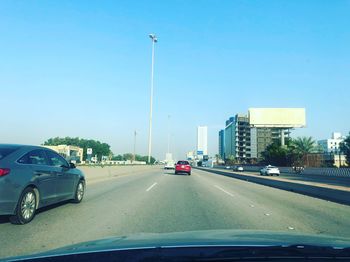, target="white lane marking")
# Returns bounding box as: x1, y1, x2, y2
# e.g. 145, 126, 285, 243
288, 226, 295, 230
250, 204, 255, 208
146, 182, 158, 192
214, 185, 234, 197
264, 213, 271, 216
